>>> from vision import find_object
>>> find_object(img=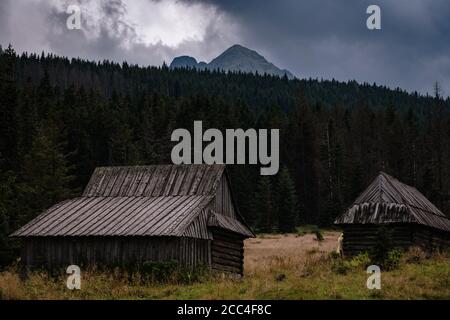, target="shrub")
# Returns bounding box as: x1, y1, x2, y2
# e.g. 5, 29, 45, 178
296, 225, 321, 237
140, 260, 209, 284
332, 249, 403, 274
177, 264, 209, 284
141, 260, 179, 282
445, 247, 450, 258
329, 251, 341, 260
331, 252, 371, 275
275, 273, 286, 282
348, 252, 371, 269
384, 249, 402, 271
315, 230, 324, 242
331, 258, 350, 275
404, 246, 427, 264
370, 226, 394, 263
